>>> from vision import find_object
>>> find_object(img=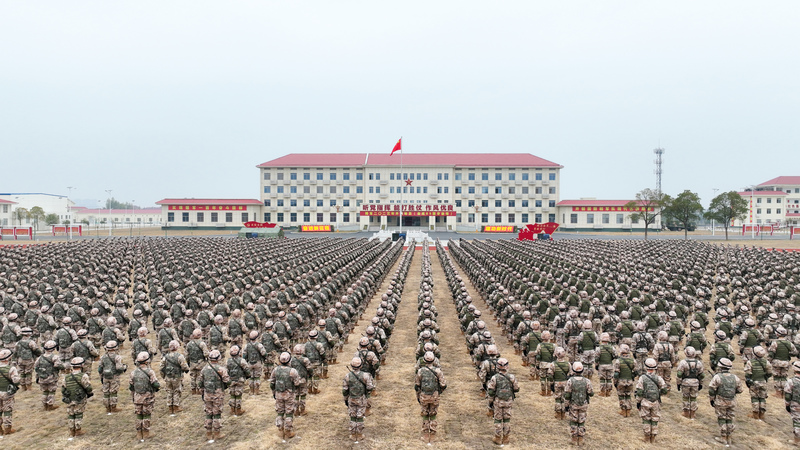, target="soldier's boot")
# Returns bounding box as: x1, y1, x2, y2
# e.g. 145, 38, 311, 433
619, 409, 626, 417
642, 434, 650, 443
555, 411, 561, 419
690, 410, 696, 420
429, 431, 437, 442
136, 430, 143, 441
142, 430, 151, 440
681, 410, 689, 418
230, 406, 236, 414
67, 428, 74, 438
651, 435, 656, 443
570, 436, 578, 445
493, 435, 503, 445
760, 411, 766, 421
284, 430, 295, 439
238, 407, 246, 416
214, 430, 225, 440
794, 435, 800, 445
173, 406, 183, 413
206, 430, 213, 441
421, 432, 429, 443
74, 428, 85, 437
726, 436, 732, 446
255, 386, 260, 395
579, 437, 585, 446
350, 433, 357, 441
168, 406, 174, 414
540, 386, 546, 396
502, 434, 510, 444
110, 405, 119, 413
